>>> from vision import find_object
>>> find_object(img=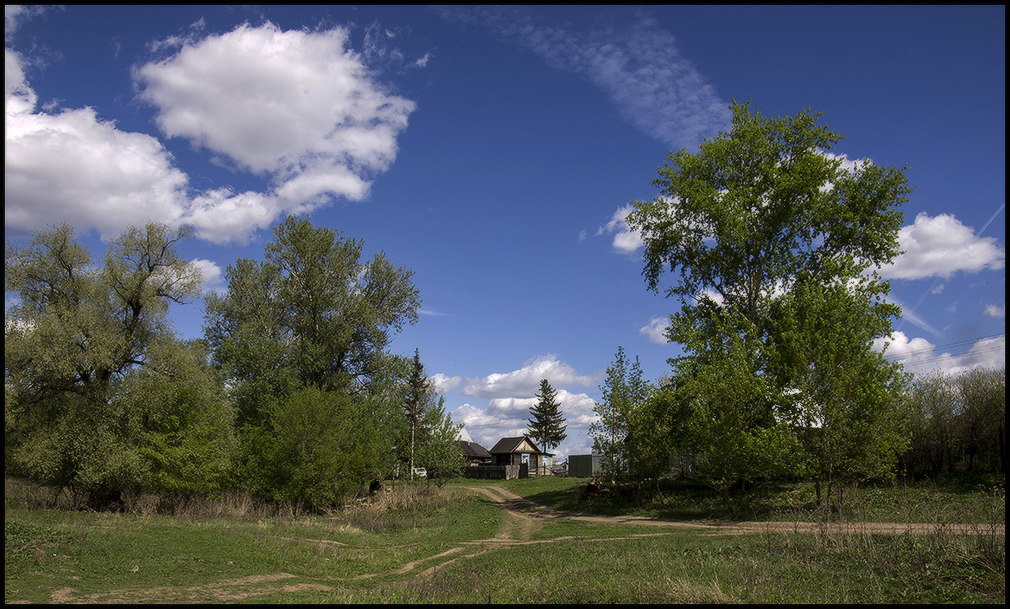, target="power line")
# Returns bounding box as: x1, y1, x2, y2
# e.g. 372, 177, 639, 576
893, 344, 1006, 368
881, 333, 1005, 360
